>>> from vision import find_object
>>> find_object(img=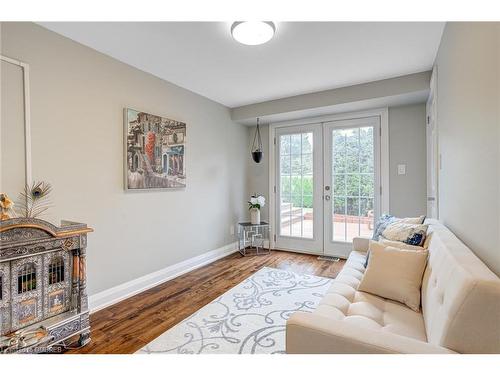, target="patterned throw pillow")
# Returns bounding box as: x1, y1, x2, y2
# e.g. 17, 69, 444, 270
364, 215, 426, 268
372, 214, 396, 241
371, 214, 425, 241
382, 222, 428, 247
